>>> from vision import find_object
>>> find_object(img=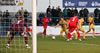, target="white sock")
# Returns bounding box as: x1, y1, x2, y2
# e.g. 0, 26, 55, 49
26, 44, 29, 46
7, 44, 10, 46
